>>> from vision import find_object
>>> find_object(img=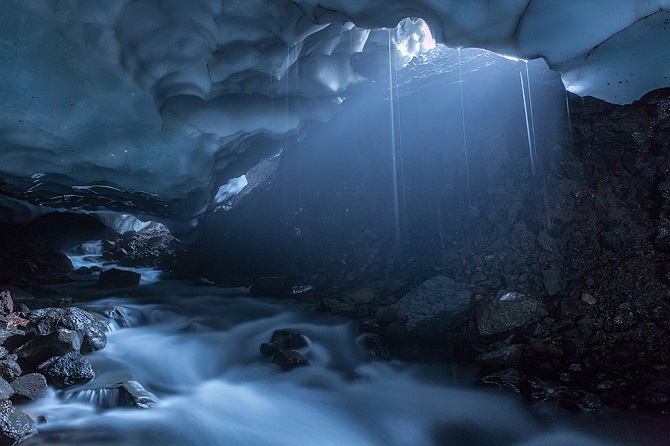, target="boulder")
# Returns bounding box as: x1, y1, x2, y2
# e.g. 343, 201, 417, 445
0, 377, 15, 400
389, 276, 473, 337
542, 269, 562, 296
260, 330, 308, 357
271, 349, 309, 371
16, 329, 82, 368
27, 307, 107, 353
0, 291, 13, 316
476, 292, 547, 338
0, 400, 35, 445
39, 352, 94, 388
0, 361, 21, 383
97, 268, 141, 289
10, 373, 48, 403
117, 380, 159, 409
